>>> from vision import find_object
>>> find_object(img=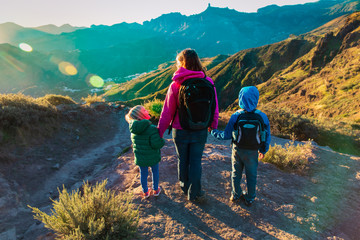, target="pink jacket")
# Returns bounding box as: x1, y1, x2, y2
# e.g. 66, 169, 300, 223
157, 67, 219, 137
